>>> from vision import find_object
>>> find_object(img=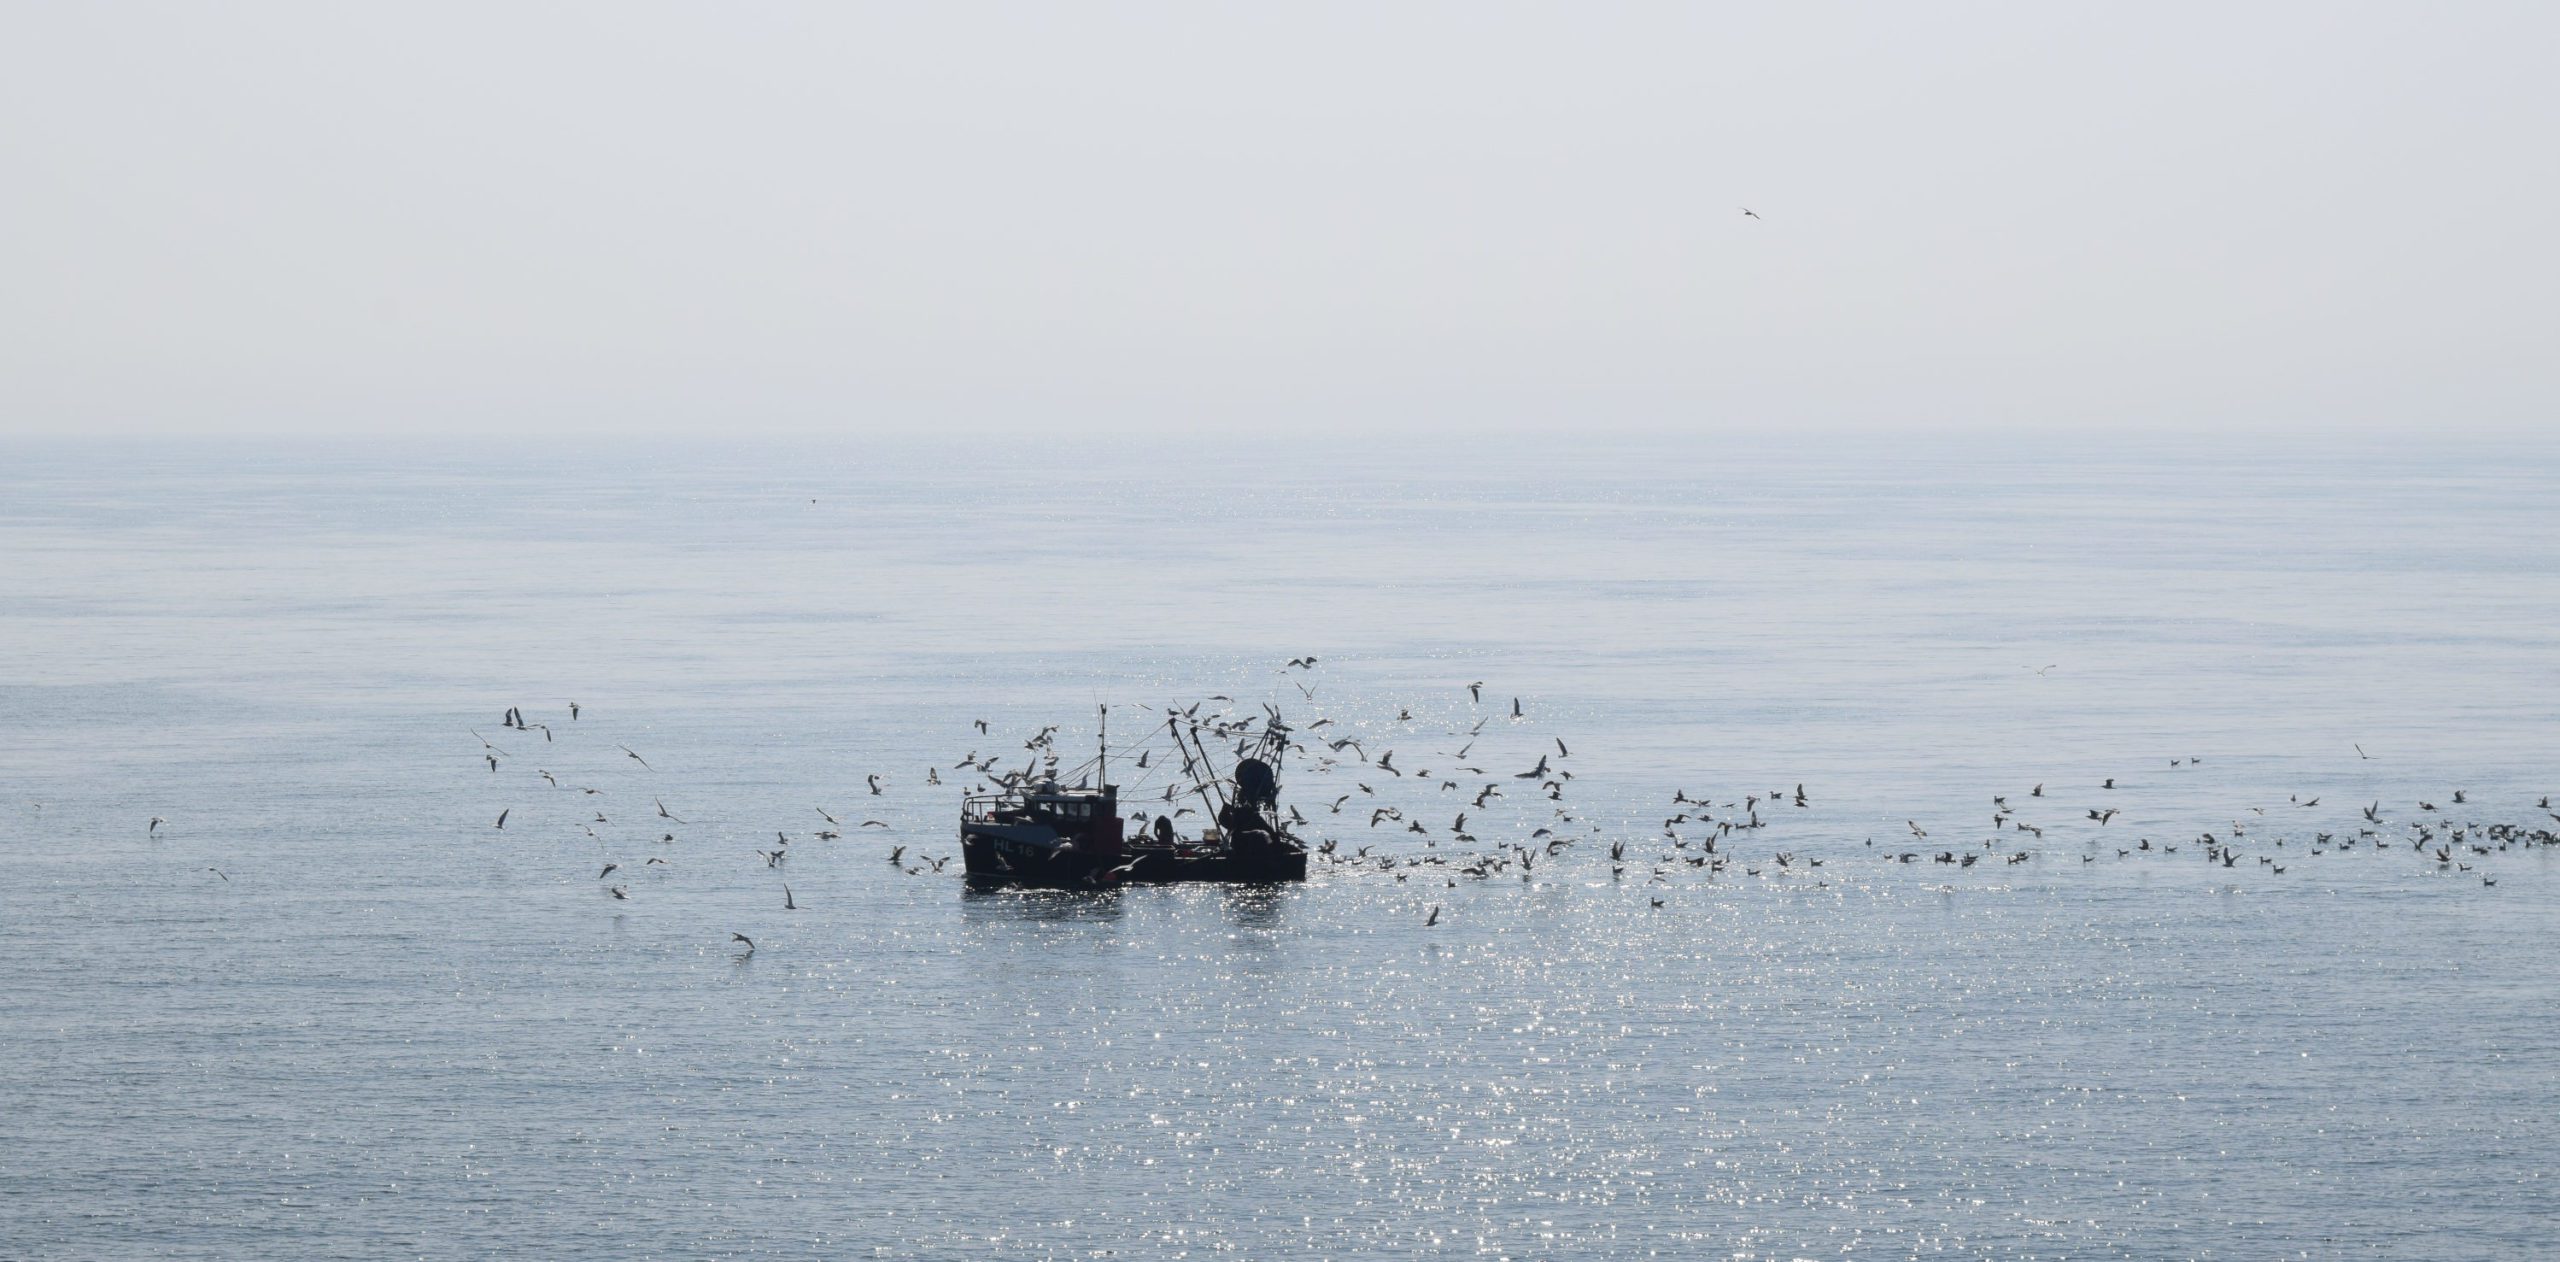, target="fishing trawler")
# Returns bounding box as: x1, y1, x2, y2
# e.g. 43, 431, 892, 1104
959, 708, 1308, 889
